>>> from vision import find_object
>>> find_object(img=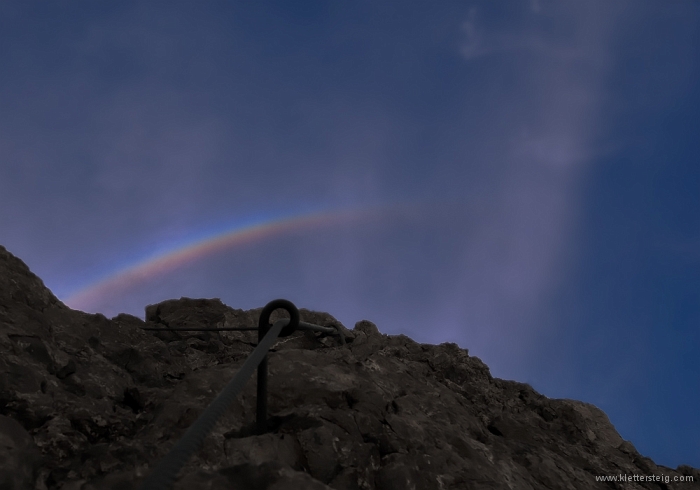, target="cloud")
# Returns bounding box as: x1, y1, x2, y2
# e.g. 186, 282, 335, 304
460, 7, 485, 60
444, 2, 622, 372
460, 3, 615, 67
